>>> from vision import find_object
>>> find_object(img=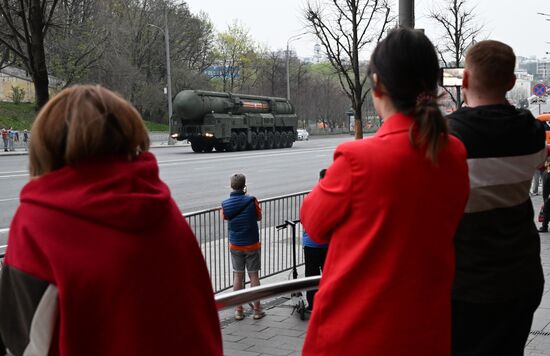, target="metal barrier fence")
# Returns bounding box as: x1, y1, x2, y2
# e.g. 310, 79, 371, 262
216, 275, 321, 310
185, 191, 309, 294
0, 192, 309, 294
